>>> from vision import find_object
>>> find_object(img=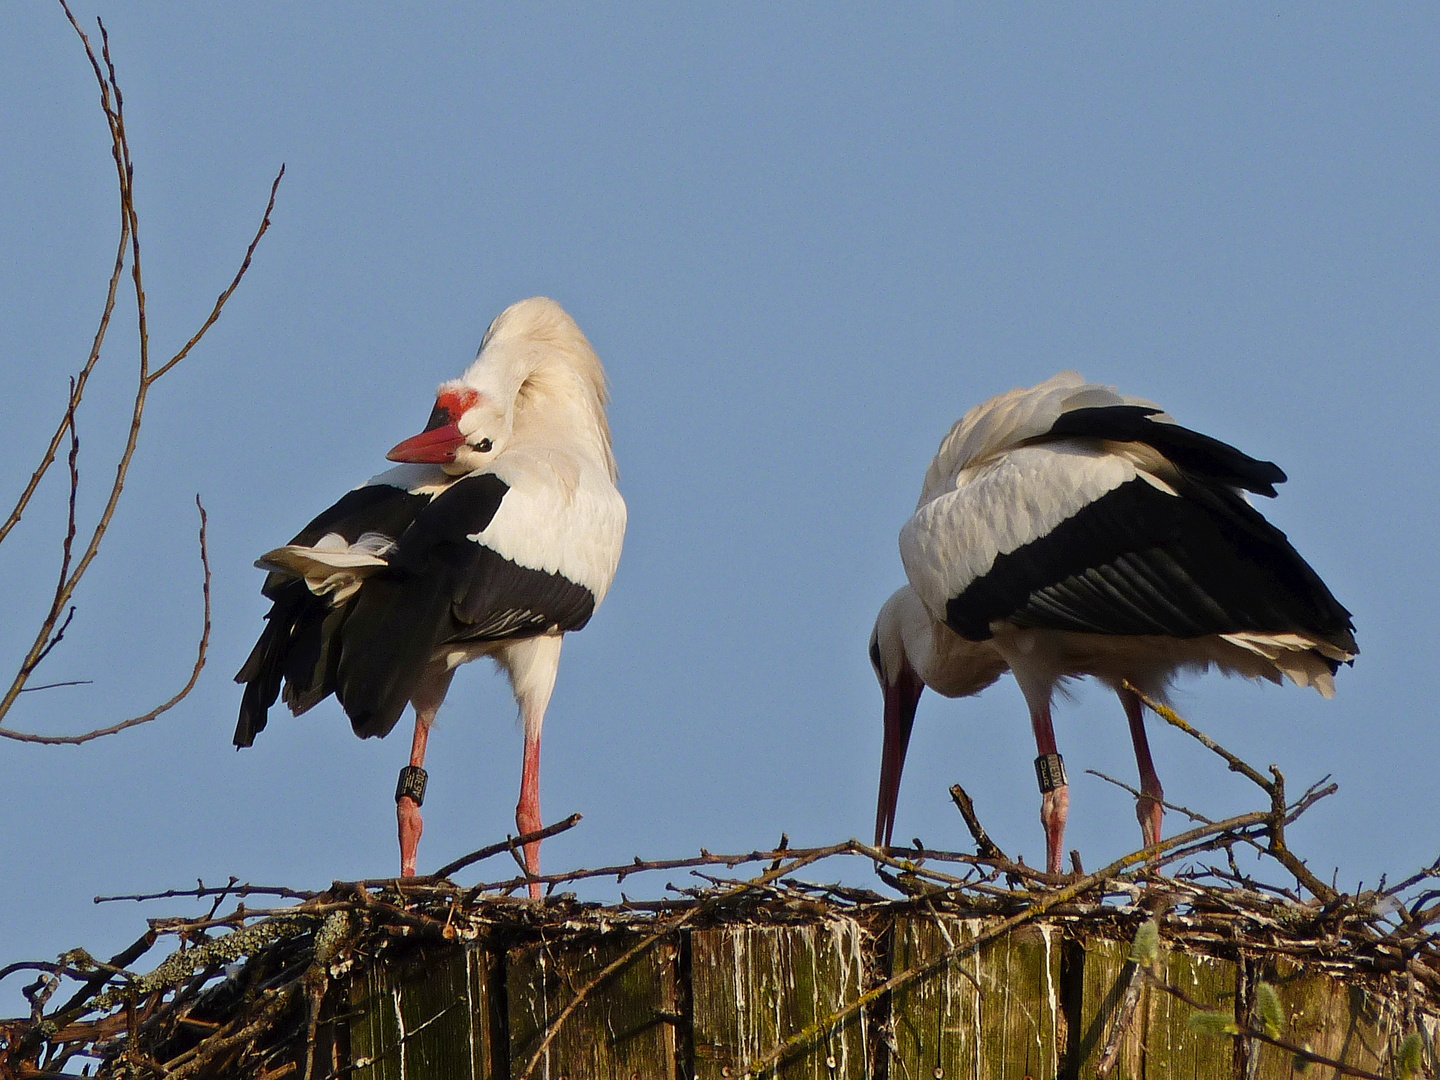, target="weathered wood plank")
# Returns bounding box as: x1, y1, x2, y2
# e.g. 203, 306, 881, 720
691, 921, 870, 1080
349, 944, 495, 1080
891, 916, 1062, 1080
1250, 958, 1397, 1079
1075, 936, 1137, 1078
1146, 945, 1238, 1079
507, 934, 678, 1080
1075, 935, 1238, 1079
